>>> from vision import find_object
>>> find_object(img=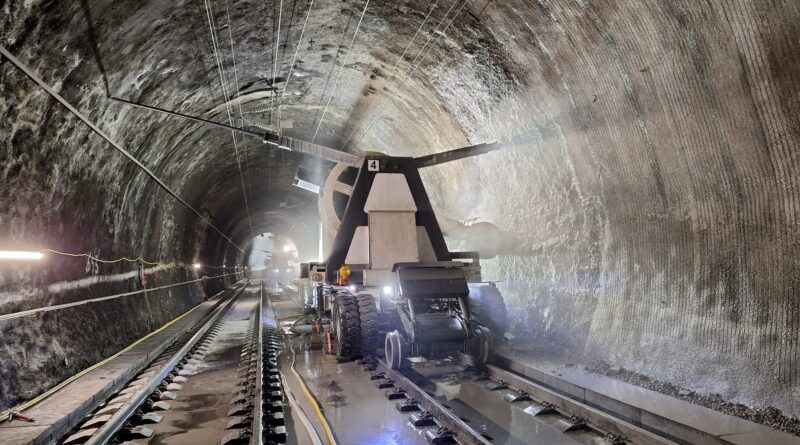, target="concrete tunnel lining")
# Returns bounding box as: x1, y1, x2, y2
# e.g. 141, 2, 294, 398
0, 0, 799, 433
